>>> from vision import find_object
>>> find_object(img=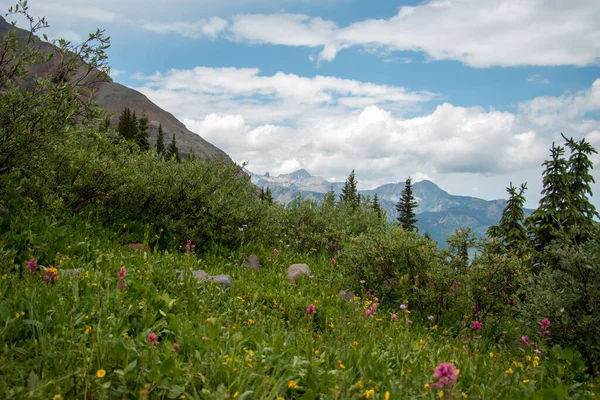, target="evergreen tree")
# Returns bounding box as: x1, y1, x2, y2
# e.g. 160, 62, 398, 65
117, 107, 132, 139
340, 170, 359, 210
264, 187, 273, 204
323, 189, 336, 208
156, 124, 165, 156
166, 134, 180, 162
136, 114, 150, 151
131, 111, 139, 140
488, 183, 528, 253
526, 143, 571, 249
563, 134, 599, 234
396, 177, 418, 231
372, 193, 383, 219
